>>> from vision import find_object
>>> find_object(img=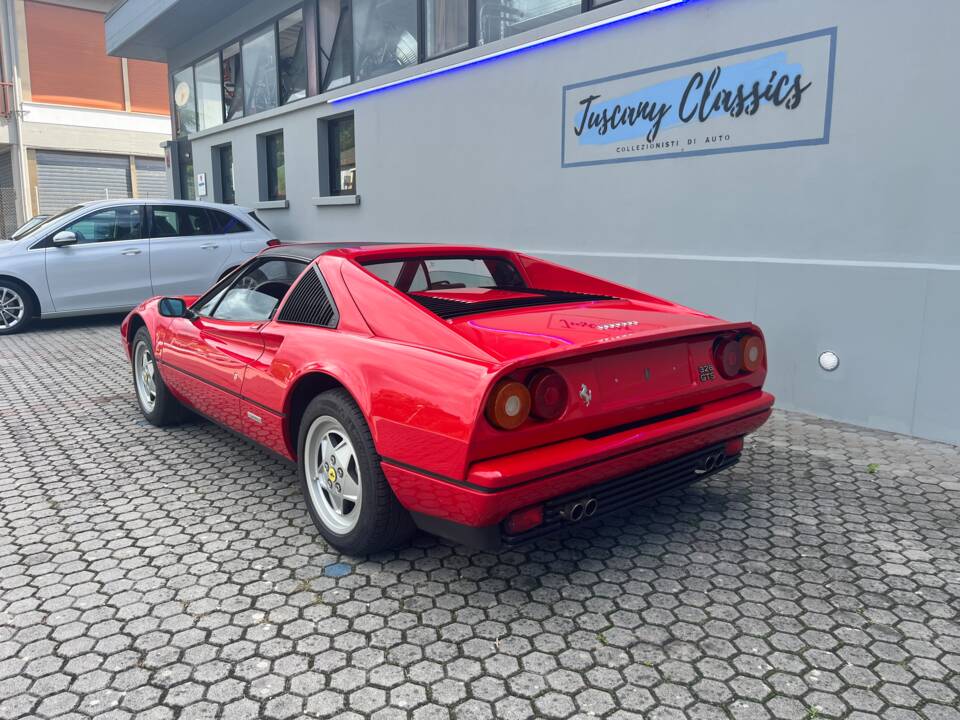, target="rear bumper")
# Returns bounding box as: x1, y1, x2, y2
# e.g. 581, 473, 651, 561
409, 442, 739, 550
382, 389, 773, 534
